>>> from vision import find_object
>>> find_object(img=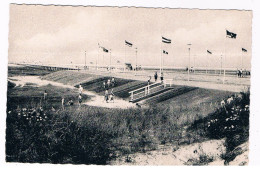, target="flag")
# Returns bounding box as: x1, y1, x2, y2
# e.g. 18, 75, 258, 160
125, 40, 133, 47
207, 50, 212, 54
102, 47, 109, 53
226, 30, 237, 39
117, 60, 120, 63
163, 50, 168, 55
162, 36, 171, 44
242, 48, 247, 52
90, 62, 93, 64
